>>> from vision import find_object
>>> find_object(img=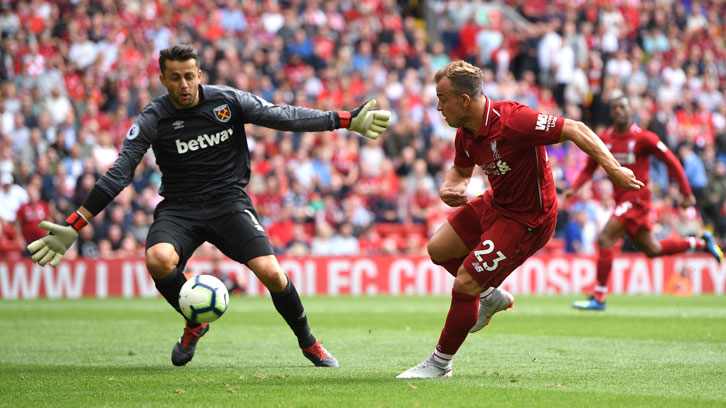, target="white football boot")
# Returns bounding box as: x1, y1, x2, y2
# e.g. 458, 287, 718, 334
396, 354, 452, 378
469, 287, 514, 333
